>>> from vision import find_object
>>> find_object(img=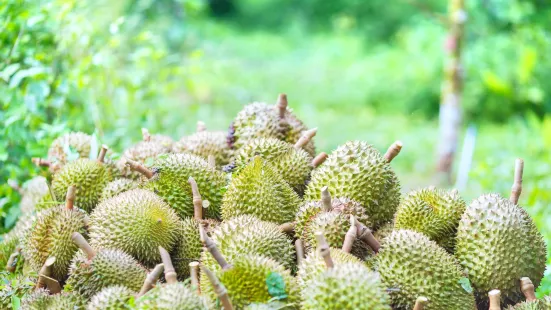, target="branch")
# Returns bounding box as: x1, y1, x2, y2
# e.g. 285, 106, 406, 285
520, 277, 536, 302
6, 246, 21, 273
488, 289, 501, 310
383, 140, 403, 163
295, 239, 305, 266
278, 222, 295, 234
138, 264, 164, 297
159, 246, 177, 284
35, 257, 56, 290
188, 177, 203, 220
312, 152, 328, 168
199, 225, 232, 270
200, 265, 233, 310
276, 94, 288, 119
321, 186, 332, 211
510, 158, 524, 205
71, 232, 96, 260
342, 215, 356, 253
413, 296, 429, 310
355, 220, 380, 253
124, 157, 154, 179
294, 128, 317, 150
315, 232, 333, 269
190, 261, 201, 295
97, 145, 109, 163
65, 185, 76, 210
